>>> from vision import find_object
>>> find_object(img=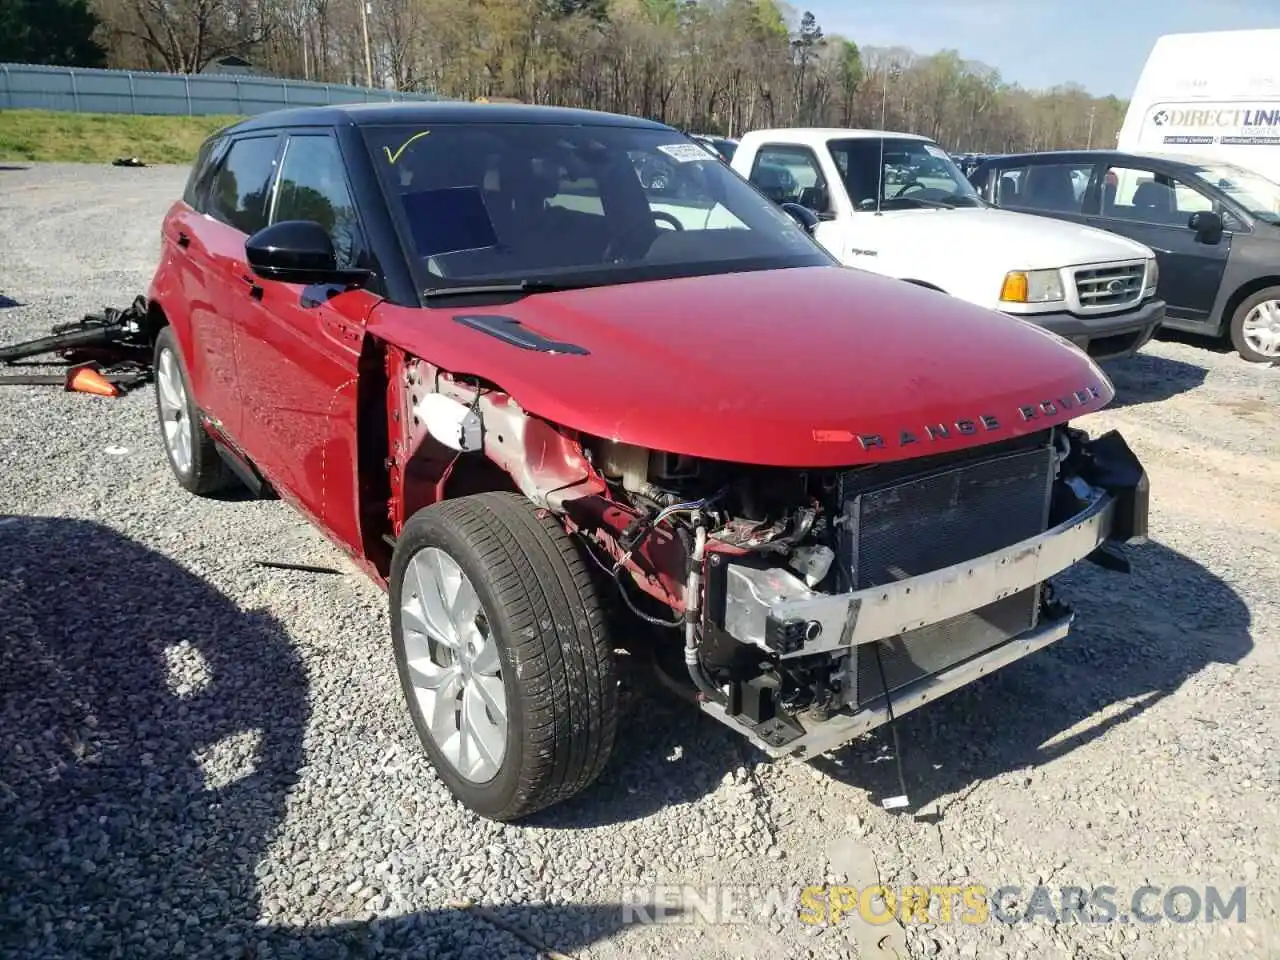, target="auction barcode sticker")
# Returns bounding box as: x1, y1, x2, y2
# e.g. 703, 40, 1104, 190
658, 142, 712, 163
